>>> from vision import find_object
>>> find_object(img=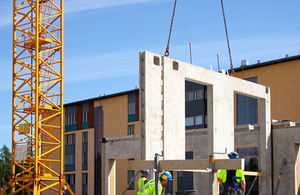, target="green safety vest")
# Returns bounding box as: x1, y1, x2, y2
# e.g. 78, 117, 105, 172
218, 169, 245, 183
136, 179, 162, 195
137, 177, 147, 190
